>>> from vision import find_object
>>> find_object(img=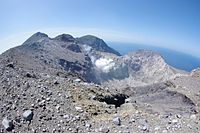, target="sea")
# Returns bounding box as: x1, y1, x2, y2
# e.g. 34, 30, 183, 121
108, 42, 200, 72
